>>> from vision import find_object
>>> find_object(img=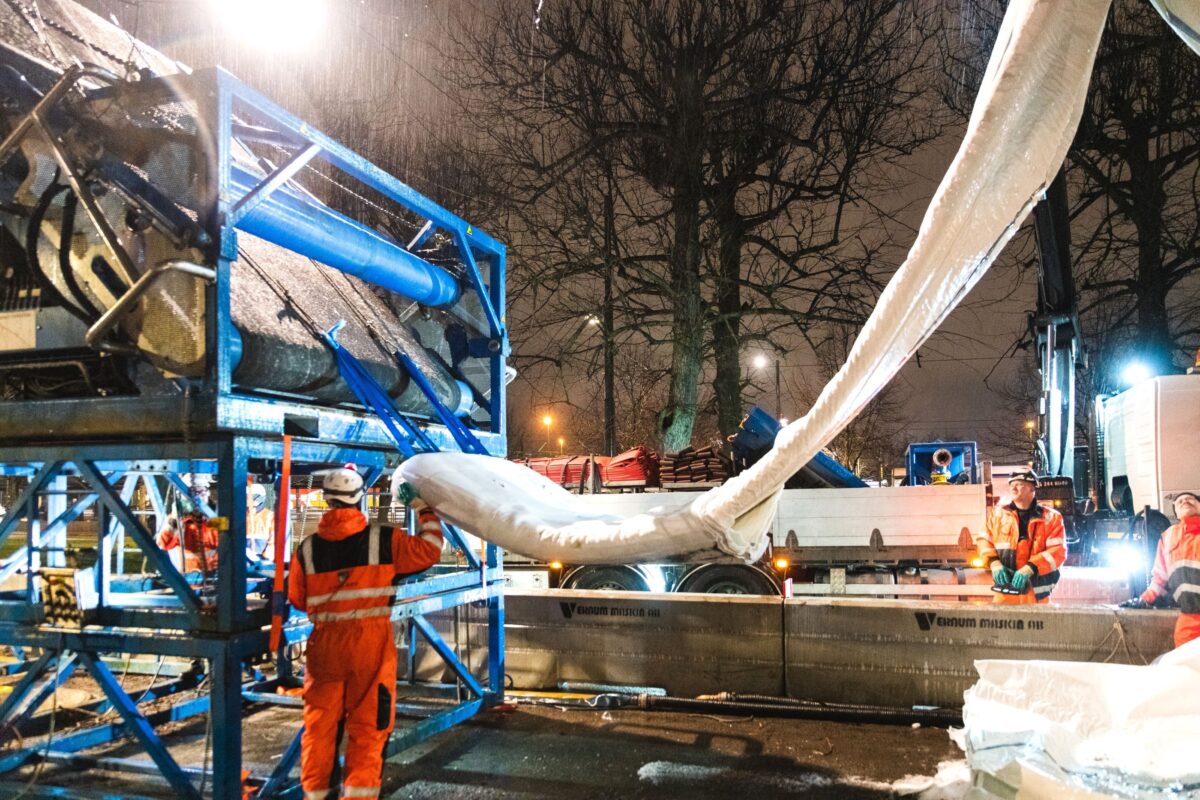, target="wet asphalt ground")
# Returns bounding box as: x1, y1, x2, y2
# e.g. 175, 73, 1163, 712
2, 700, 961, 799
